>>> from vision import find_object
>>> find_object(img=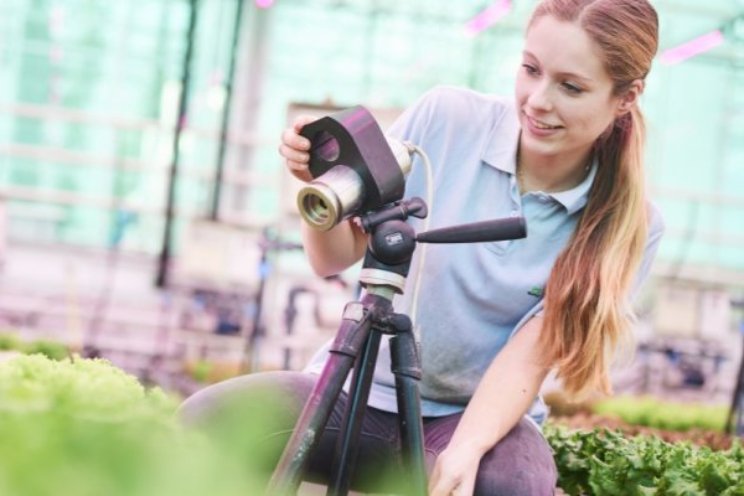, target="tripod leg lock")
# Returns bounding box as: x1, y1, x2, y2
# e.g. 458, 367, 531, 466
330, 302, 373, 358
342, 302, 366, 322
390, 333, 422, 380
387, 313, 412, 333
